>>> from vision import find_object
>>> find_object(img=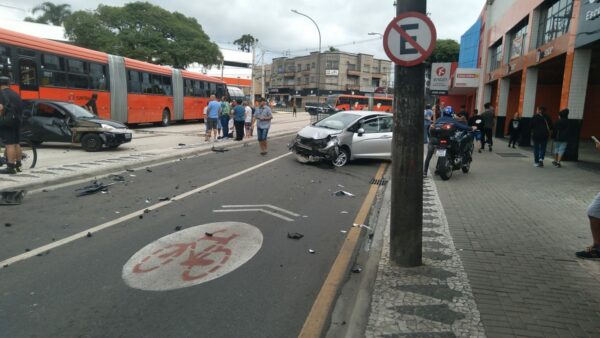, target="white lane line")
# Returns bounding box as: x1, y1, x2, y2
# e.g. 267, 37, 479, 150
213, 208, 295, 222
0, 152, 292, 268
220, 204, 301, 217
